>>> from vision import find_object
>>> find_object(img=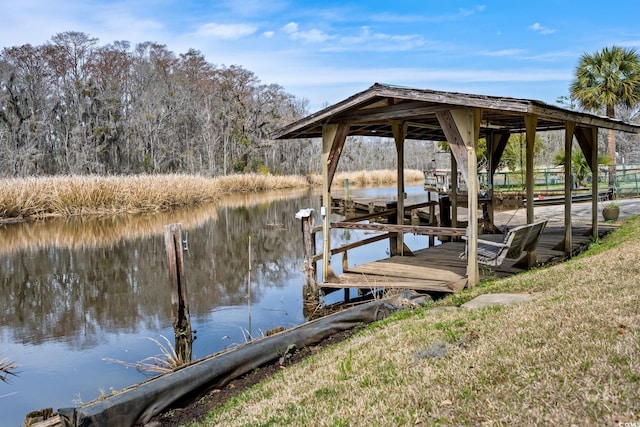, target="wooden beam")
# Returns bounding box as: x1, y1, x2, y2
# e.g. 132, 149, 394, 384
436, 110, 470, 184
487, 131, 510, 230
436, 110, 465, 230
436, 108, 480, 286
574, 127, 595, 172
392, 120, 406, 255
564, 121, 575, 255
490, 132, 511, 176
332, 222, 467, 236
525, 114, 537, 268
573, 125, 600, 236
326, 123, 351, 192
334, 101, 455, 123
529, 104, 640, 133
